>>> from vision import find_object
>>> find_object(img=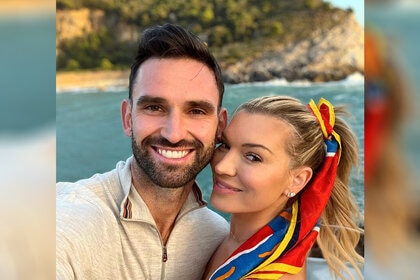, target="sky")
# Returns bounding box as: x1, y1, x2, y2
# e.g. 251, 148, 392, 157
329, 0, 364, 26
